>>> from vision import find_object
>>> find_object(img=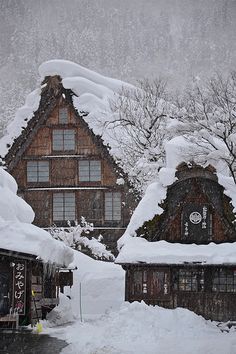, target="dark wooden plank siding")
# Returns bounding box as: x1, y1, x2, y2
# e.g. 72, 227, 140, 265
125, 265, 236, 322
